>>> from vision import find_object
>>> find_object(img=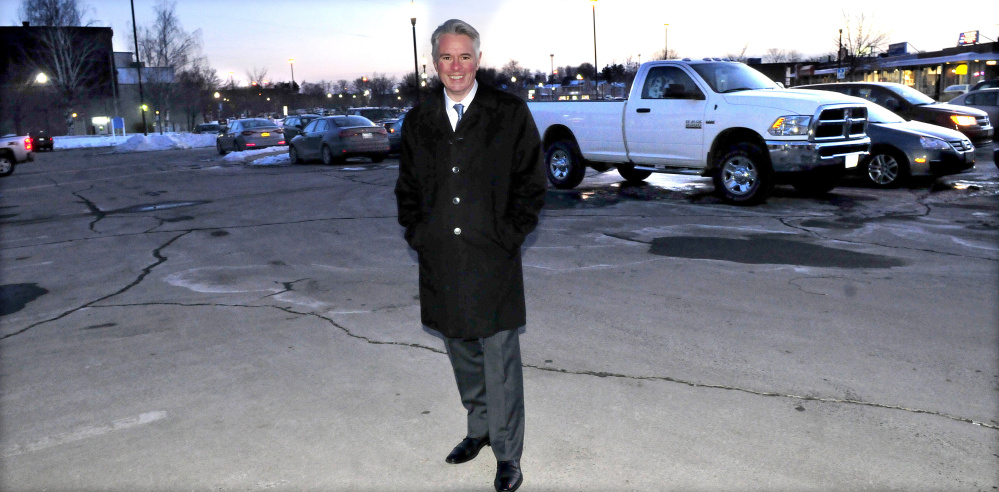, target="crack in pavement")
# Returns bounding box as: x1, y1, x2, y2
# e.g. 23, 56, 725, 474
86, 300, 999, 431
0, 231, 191, 340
